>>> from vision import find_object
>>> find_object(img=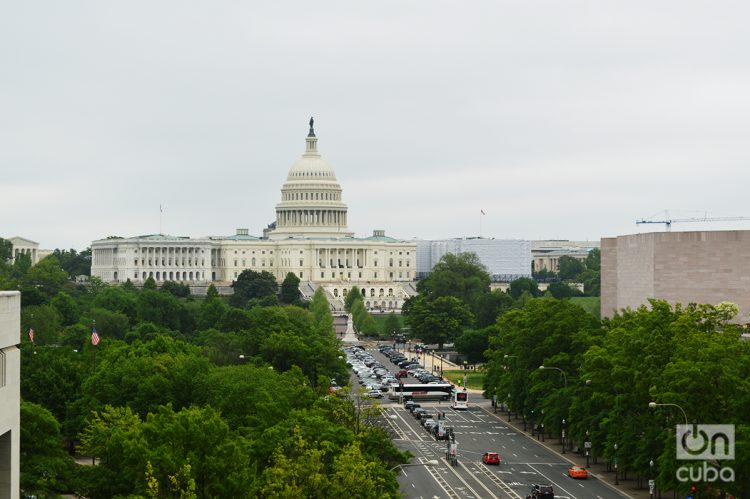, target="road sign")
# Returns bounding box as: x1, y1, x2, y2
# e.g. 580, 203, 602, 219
584, 441, 592, 449
648, 479, 655, 493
